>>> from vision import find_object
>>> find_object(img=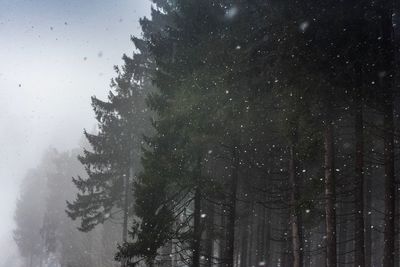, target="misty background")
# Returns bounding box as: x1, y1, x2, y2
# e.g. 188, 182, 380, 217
0, 0, 150, 264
